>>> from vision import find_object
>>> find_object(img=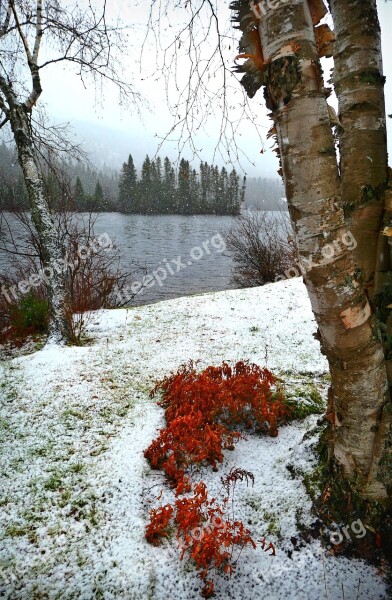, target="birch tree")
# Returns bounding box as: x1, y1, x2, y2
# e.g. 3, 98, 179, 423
0, 0, 137, 343
140, 0, 392, 508
231, 0, 391, 505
